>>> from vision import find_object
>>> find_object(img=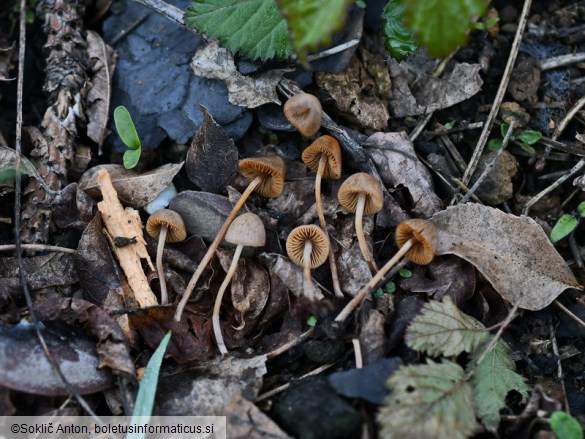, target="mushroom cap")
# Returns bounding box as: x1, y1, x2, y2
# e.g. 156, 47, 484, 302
337, 173, 384, 215
395, 219, 438, 265
286, 225, 330, 269
225, 212, 266, 247
283, 93, 323, 137
146, 209, 187, 243
239, 155, 286, 198
301, 135, 342, 179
